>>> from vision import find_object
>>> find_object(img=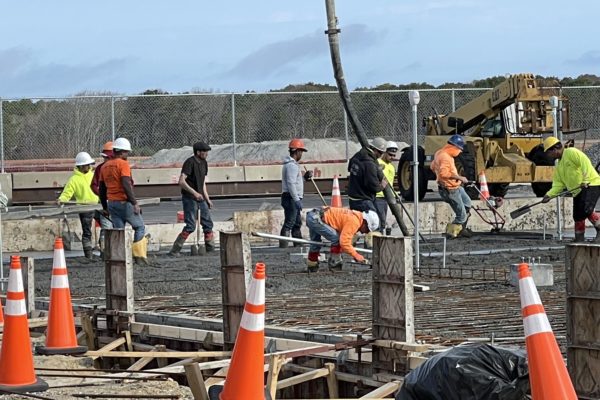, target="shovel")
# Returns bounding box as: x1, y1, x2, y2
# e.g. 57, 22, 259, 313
510, 188, 576, 219
190, 207, 200, 256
